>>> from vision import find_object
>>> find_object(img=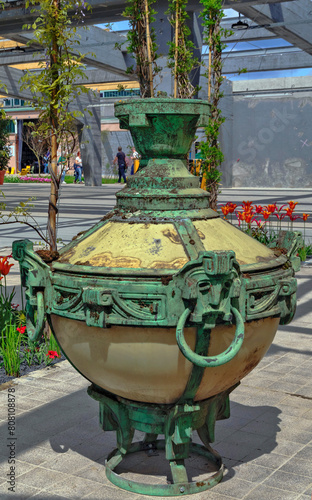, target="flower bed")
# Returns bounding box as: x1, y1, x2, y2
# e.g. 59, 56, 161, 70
0, 254, 64, 385
4, 174, 51, 183
220, 200, 311, 260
